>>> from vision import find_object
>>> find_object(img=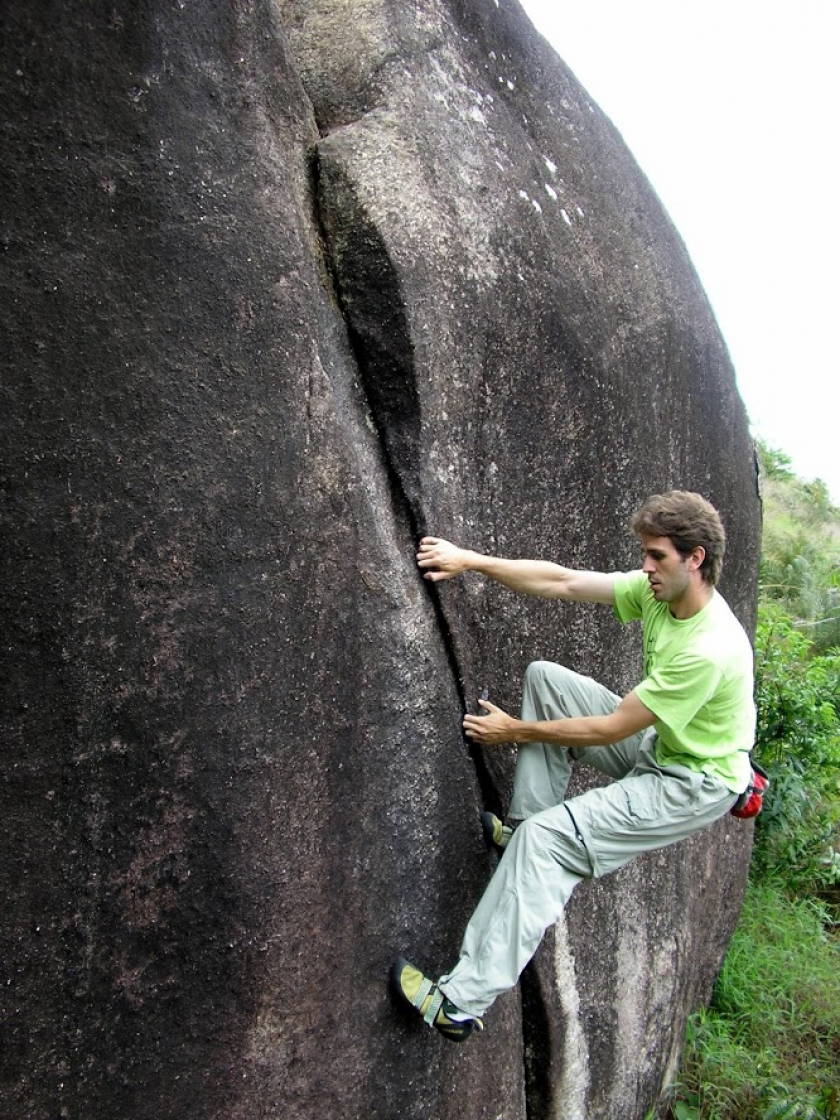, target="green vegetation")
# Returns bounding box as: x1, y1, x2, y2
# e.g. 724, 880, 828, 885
751, 607, 840, 896
666, 443, 840, 1120
756, 441, 840, 655
677, 885, 839, 1120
